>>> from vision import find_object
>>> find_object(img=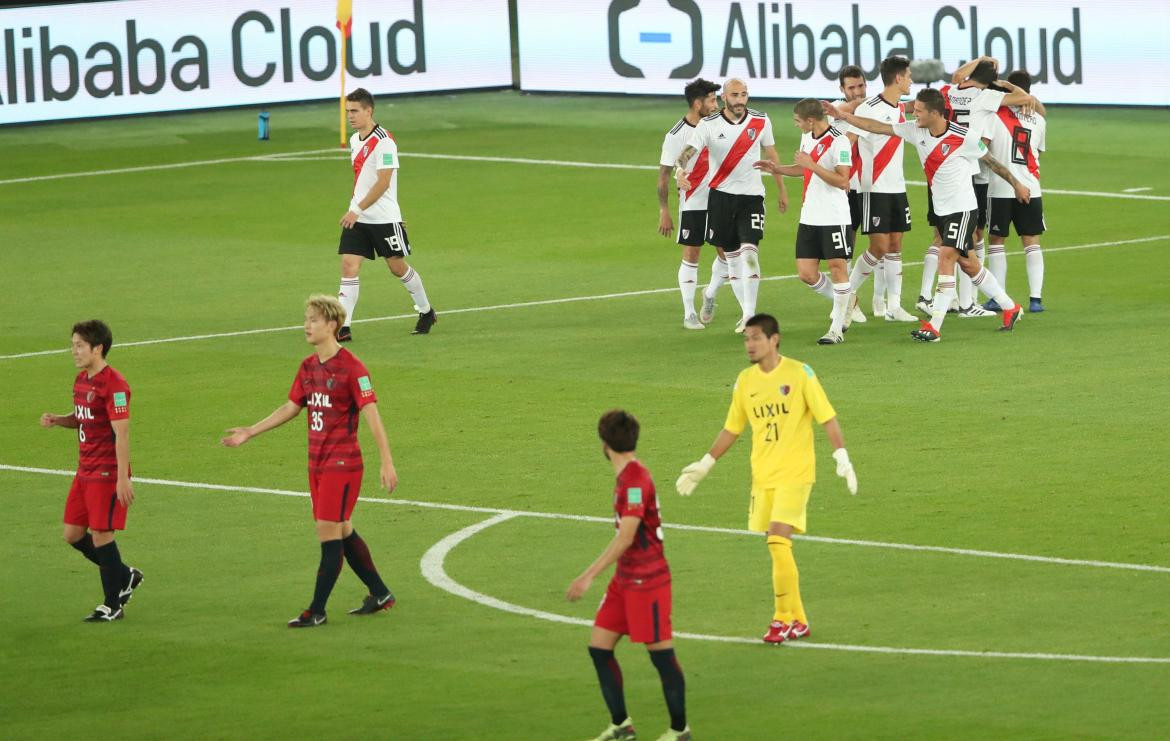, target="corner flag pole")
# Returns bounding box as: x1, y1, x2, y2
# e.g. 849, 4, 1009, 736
337, 0, 353, 148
